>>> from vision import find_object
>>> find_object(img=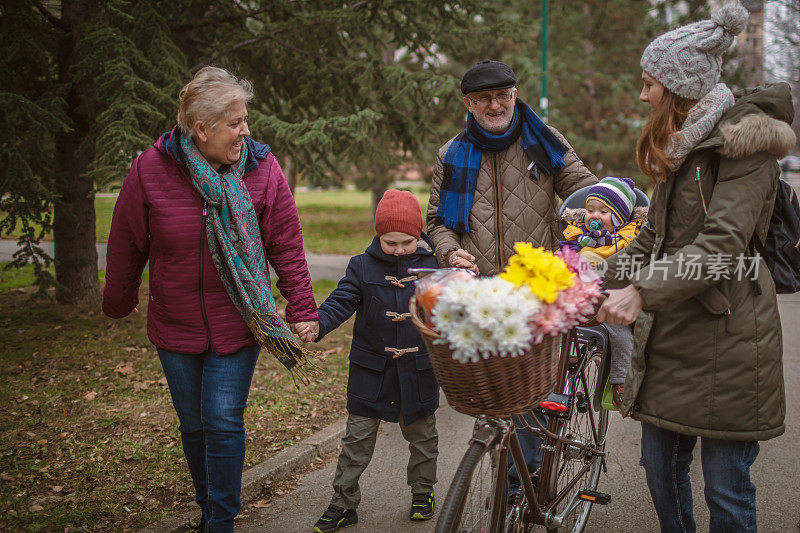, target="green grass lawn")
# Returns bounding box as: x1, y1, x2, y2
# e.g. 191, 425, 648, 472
0, 186, 436, 530
296, 188, 429, 254
2, 188, 430, 256
0, 277, 352, 532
